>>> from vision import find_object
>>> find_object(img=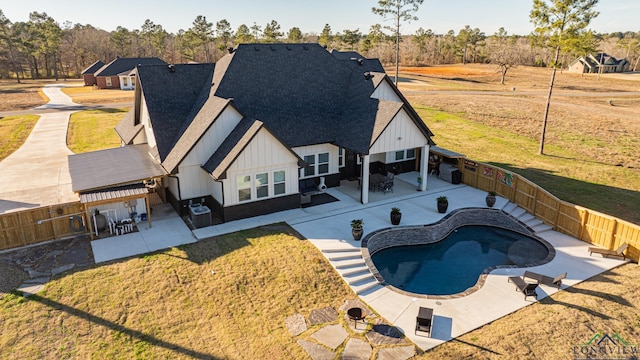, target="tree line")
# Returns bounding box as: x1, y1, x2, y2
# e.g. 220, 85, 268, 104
0, 8, 638, 82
